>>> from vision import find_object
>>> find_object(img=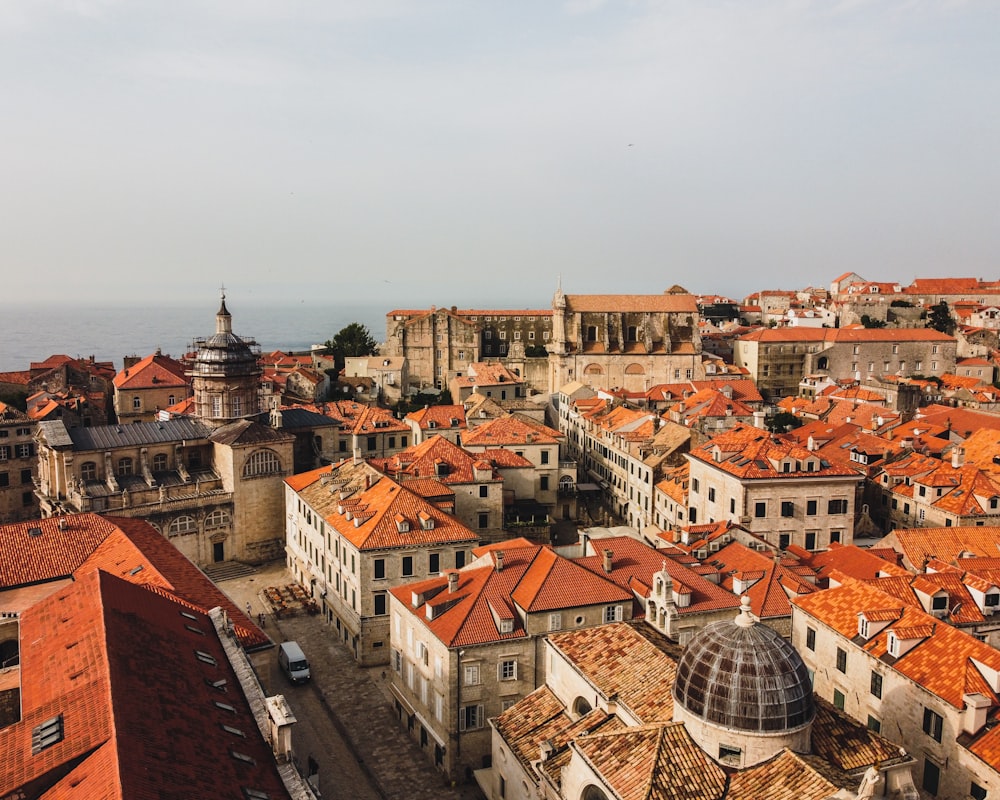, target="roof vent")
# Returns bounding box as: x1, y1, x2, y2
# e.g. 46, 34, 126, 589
28, 527, 42, 537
